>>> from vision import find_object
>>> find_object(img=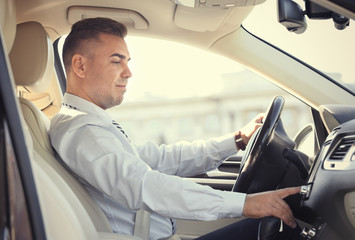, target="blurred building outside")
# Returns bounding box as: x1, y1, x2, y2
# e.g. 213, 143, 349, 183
108, 70, 313, 146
